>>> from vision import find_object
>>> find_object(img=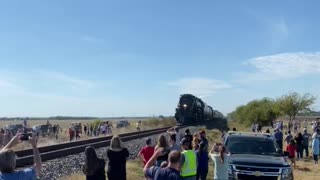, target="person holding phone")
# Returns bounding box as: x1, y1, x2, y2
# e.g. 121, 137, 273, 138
210, 145, 229, 180
0, 133, 42, 180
